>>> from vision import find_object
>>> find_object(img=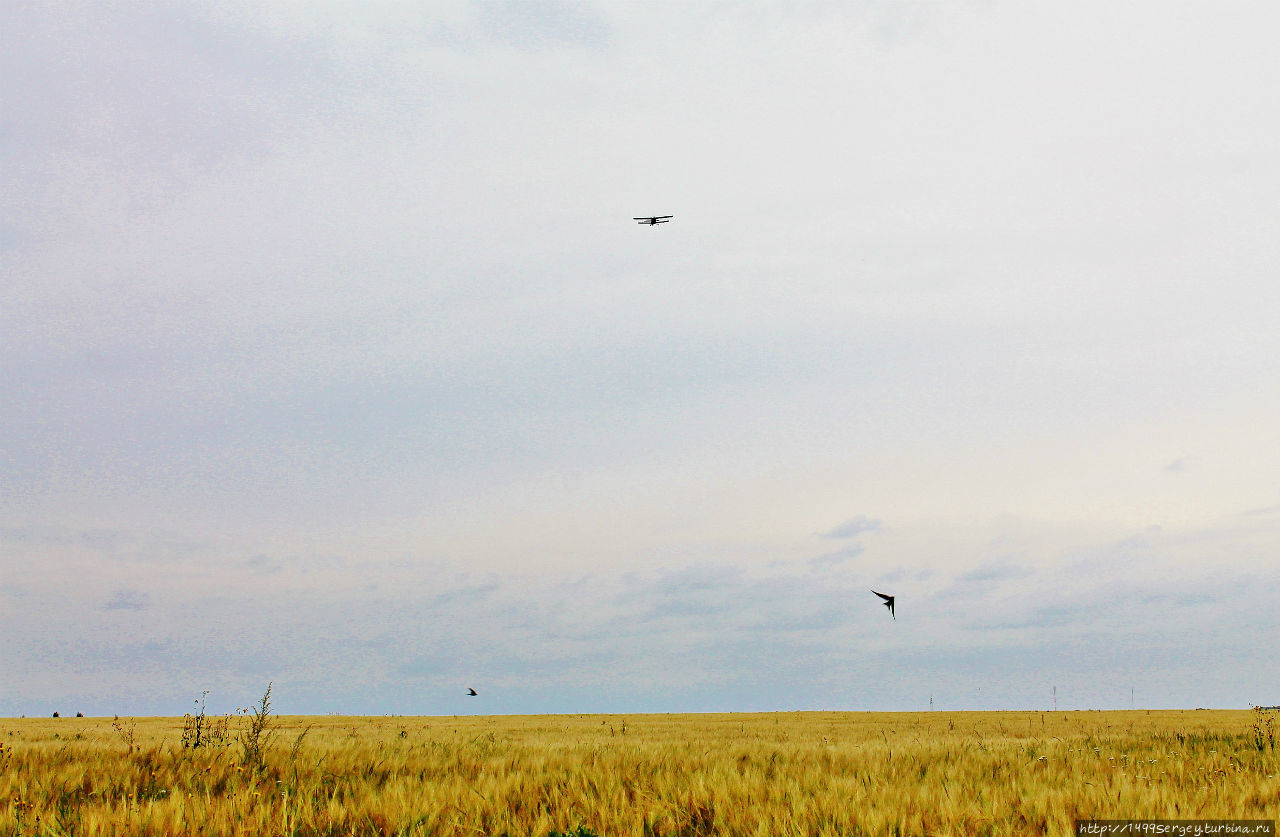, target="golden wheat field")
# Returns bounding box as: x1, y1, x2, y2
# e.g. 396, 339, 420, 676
1, 707, 1277, 836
